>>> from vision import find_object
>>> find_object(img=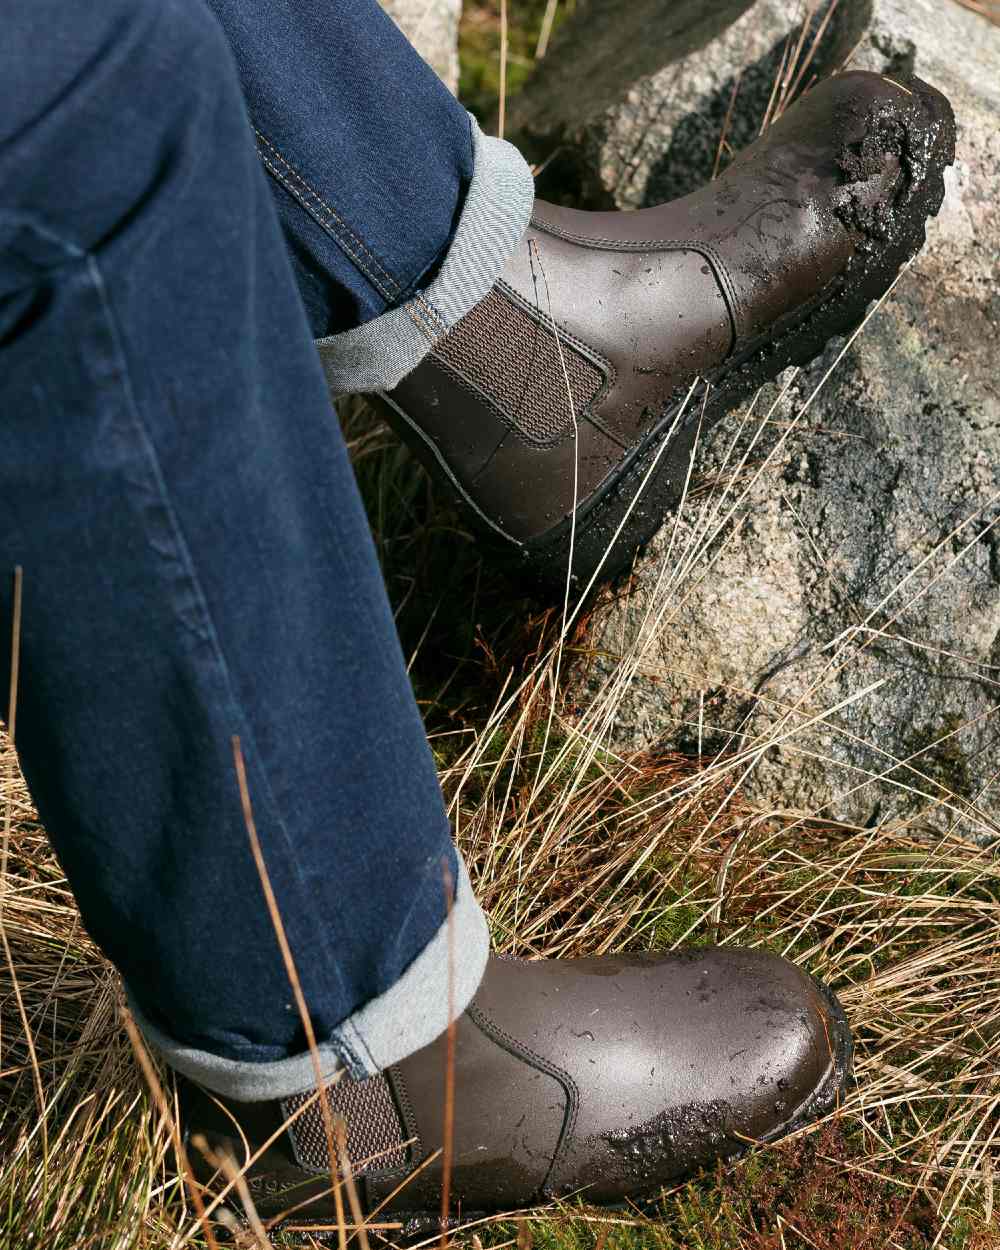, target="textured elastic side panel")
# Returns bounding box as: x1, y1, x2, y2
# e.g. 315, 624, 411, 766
284, 1073, 410, 1175
317, 114, 535, 396
432, 286, 605, 446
